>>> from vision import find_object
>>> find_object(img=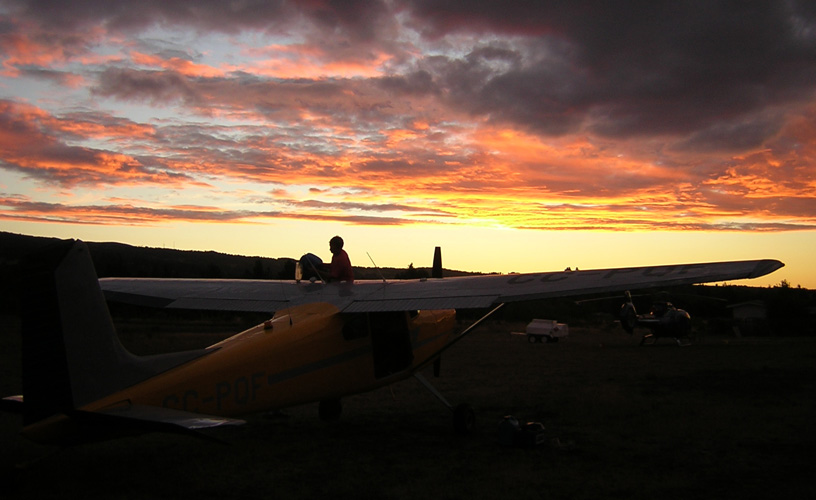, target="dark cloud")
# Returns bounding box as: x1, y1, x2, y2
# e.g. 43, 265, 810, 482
94, 68, 203, 105
285, 212, 412, 226
436, 45, 588, 135
3, 0, 292, 33
0, 196, 279, 224
376, 70, 438, 96
3, 0, 394, 40
405, 1, 816, 142
672, 111, 787, 152
15, 67, 80, 86
294, 199, 448, 215
92, 68, 380, 124
10, 0, 815, 147
0, 196, 427, 227
516, 219, 816, 232
352, 159, 420, 174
